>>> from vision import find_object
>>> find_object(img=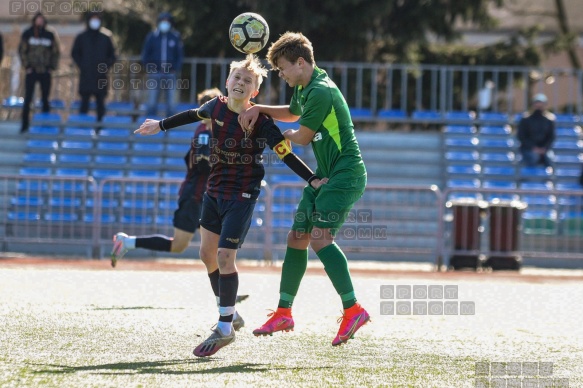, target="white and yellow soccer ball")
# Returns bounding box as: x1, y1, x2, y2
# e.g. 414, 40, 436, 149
229, 12, 269, 54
